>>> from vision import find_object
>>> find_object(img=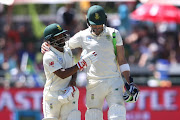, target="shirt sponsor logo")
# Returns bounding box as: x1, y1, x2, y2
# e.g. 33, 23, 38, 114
58, 57, 63, 64
49, 61, 54, 67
